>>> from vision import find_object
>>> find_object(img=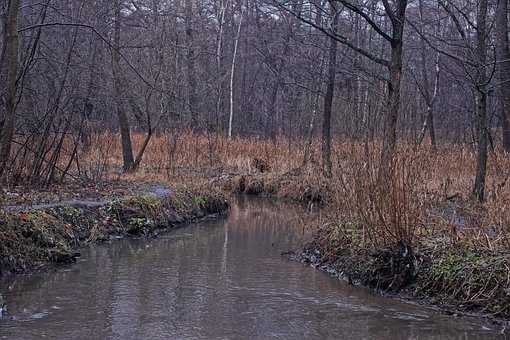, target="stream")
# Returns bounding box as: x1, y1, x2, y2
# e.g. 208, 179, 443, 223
0, 197, 506, 339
